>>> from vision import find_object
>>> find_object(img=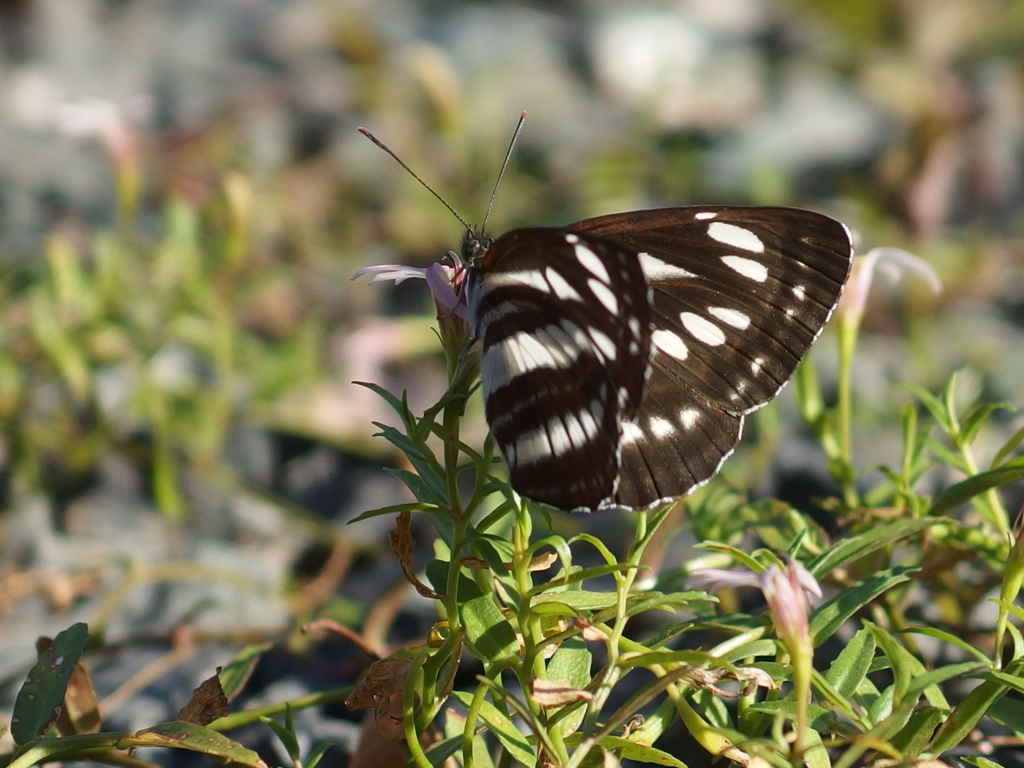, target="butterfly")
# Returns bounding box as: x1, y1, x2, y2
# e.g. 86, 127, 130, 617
357, 123, 854, 513
461, 206, 852, 513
